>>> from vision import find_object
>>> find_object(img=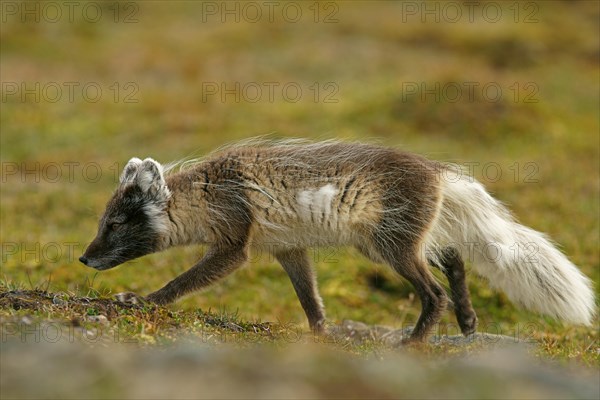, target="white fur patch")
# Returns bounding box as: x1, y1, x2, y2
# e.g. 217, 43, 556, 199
130, 158, 173, 238
297, 184, 339, 223
143, 203, 170, 235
